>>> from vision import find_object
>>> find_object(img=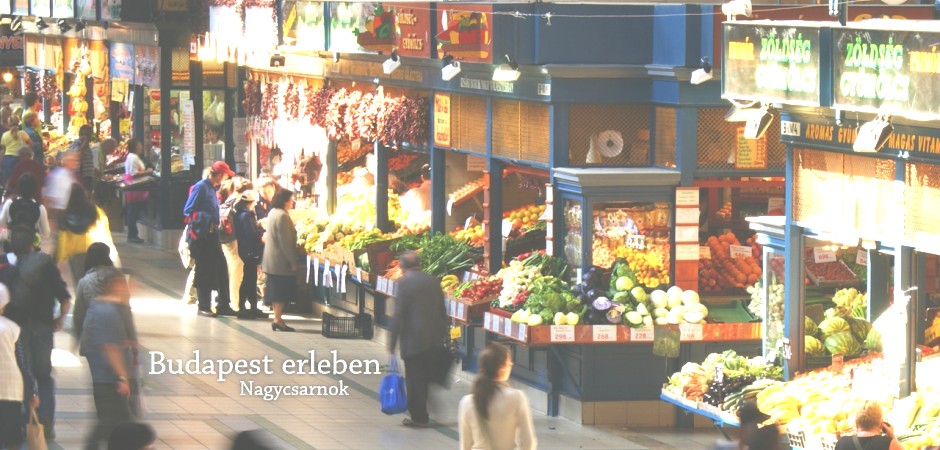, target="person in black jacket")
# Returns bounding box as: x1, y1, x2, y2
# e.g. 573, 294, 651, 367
387, 251, 448, 428
232, 191, 265, 319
